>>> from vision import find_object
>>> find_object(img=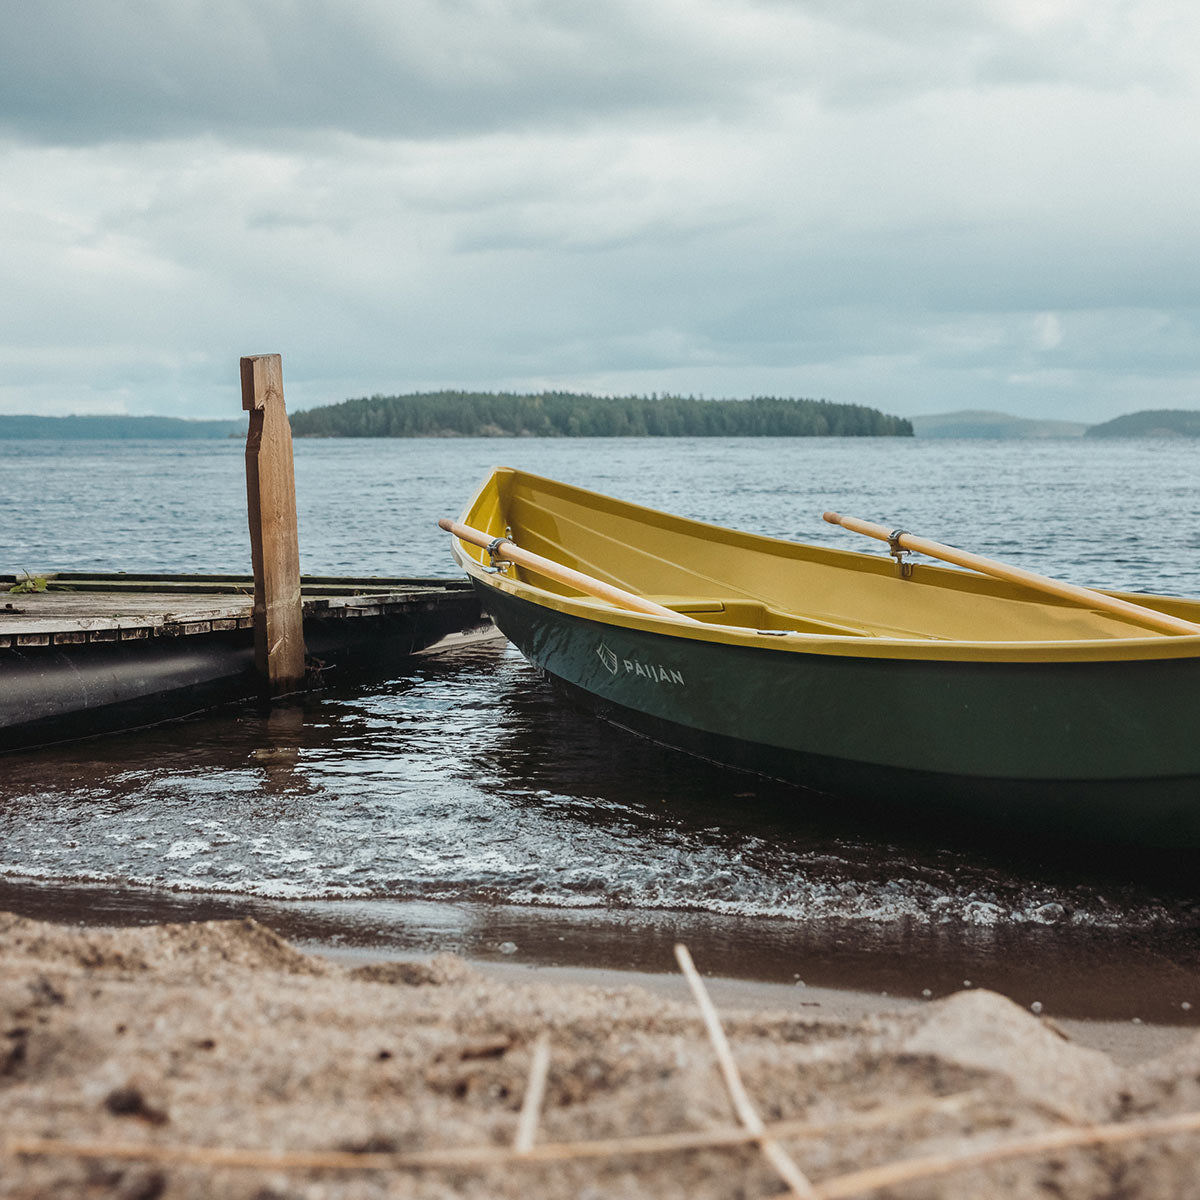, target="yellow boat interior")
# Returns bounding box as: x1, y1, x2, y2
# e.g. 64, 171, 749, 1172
454, 468, 1200, 659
